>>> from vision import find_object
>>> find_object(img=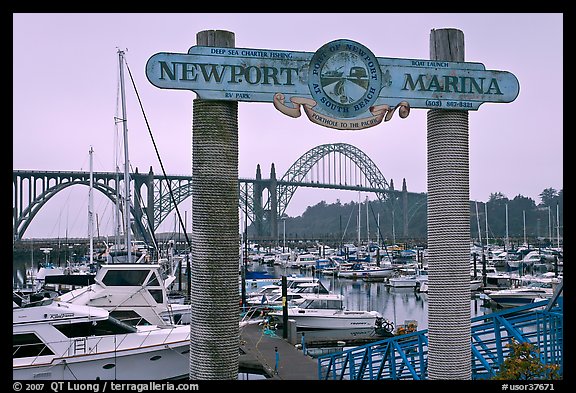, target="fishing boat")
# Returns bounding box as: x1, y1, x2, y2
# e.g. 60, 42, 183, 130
267, 293, 386, 330
13, 294, 190, 380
